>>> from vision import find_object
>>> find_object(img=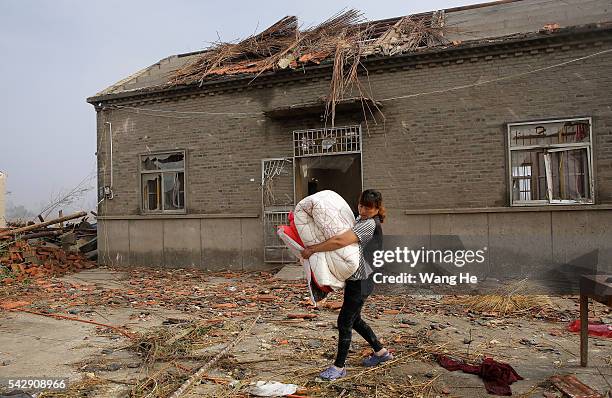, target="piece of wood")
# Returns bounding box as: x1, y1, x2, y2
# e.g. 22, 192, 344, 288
169, 315, 260, 398
0, 211, 87, 238
287, 313, 317, 319
550, 374, 604, 398
21, 231, 61, 240
580, 294, 588, 367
